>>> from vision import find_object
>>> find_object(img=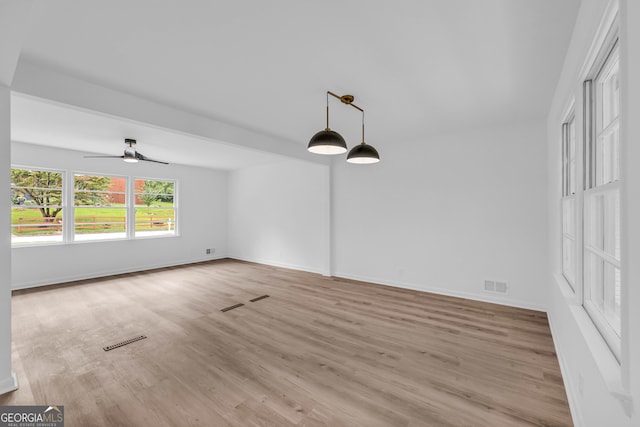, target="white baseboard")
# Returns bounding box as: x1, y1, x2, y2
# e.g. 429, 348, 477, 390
11, 255, 227, 290
0, 372, 18, 396
228, 254, 326, 276
333, 271, 547, 312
